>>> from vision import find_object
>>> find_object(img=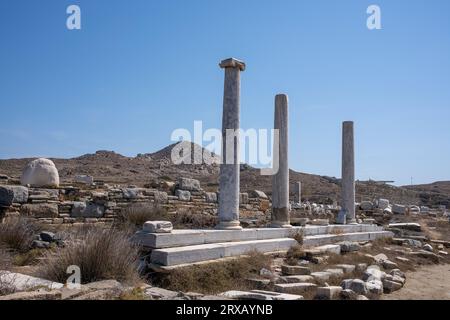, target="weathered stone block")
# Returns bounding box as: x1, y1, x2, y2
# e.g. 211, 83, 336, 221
175, 189, 191, 201
315, 286, 342, 300
362, 266, 386, 282
250, 190, 268, 199
0, 186, 14, 207
178, 178, 201, 191
360, 201, 373, 211
341, 279, 367, 295
310, 272, 332, 283
392, 204, 407, 214
21, 203, 58, 218
281, 265, 311, 276
122, 188, 142, 199
281, 275, 315, 283
339, 241, 360, 253
335, 264, 356, 274
382, 279, 402, 293
154, 191, 168, 204
143, 221, 173, 233
220, 290, 303, 300
239, 193, 249, 204
378, 199, 390, 210
388, 223, 421, 232
0, 271, 63, 292
274, 283, 317, 294
0, 186, 28, 206
74, 175, 94, 185
325, 268, 344, 278
205, 192, 217, 203
71, 202, 105, 218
